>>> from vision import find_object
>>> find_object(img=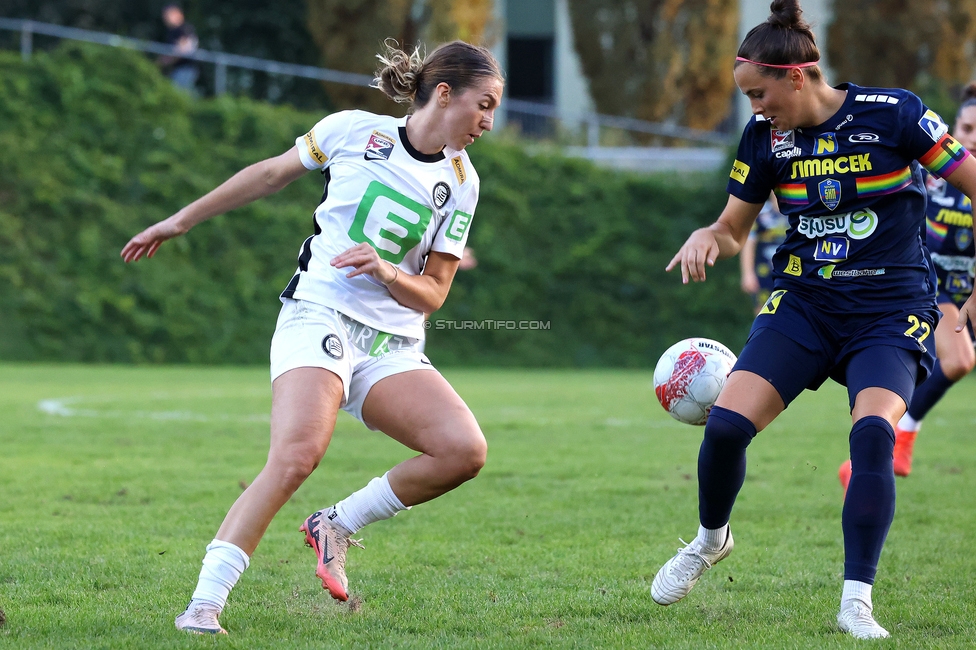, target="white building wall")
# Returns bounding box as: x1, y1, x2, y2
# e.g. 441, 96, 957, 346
553, 0, 595, 122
